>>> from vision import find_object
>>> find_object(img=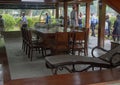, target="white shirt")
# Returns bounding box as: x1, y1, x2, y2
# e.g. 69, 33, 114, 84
22, 16, 28, 24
